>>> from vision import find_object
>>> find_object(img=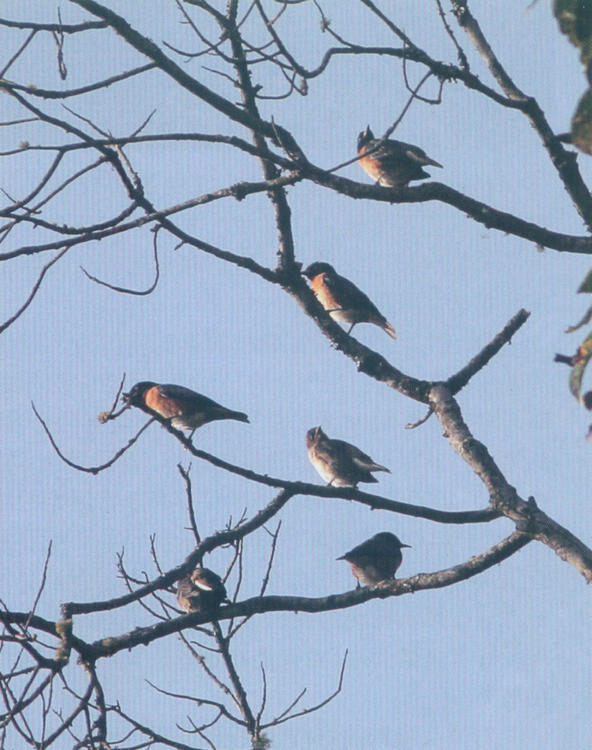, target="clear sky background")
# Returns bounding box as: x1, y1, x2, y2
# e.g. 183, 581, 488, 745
2, 1, 592, 748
